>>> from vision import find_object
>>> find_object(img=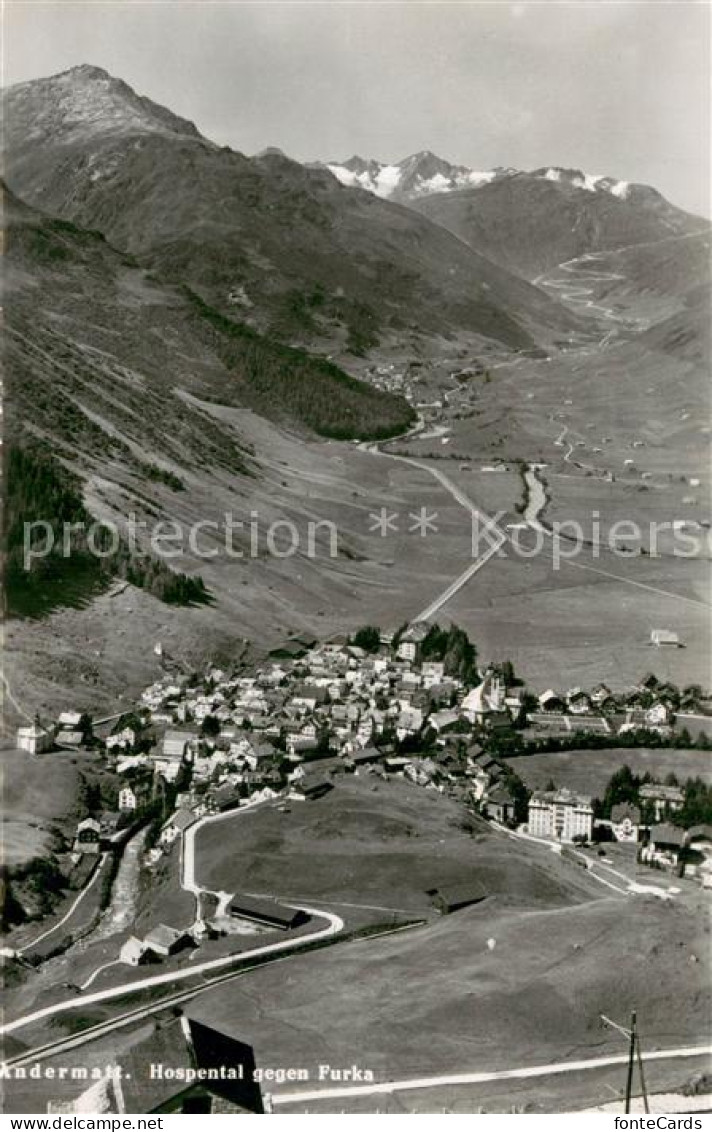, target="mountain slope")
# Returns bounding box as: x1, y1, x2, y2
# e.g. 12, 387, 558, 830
1, 182, 456, 709
411, 170, 705, 280
321, 150, 697, 221
637, 284, 711, 368
2, 66, 583, 353
3, 182, 413, 461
